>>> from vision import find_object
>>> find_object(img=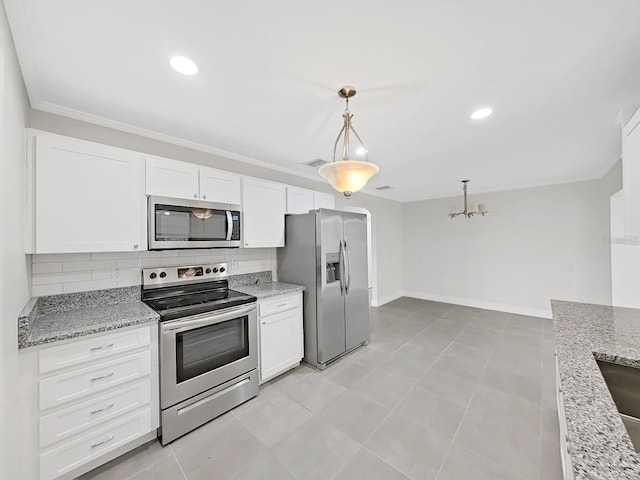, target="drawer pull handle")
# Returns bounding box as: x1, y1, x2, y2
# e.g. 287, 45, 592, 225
90, 435, 114, 449
90, 372, 114, 382
276, 303, 286, 308
90, 403, 114, 415
90, 343, 114, 352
